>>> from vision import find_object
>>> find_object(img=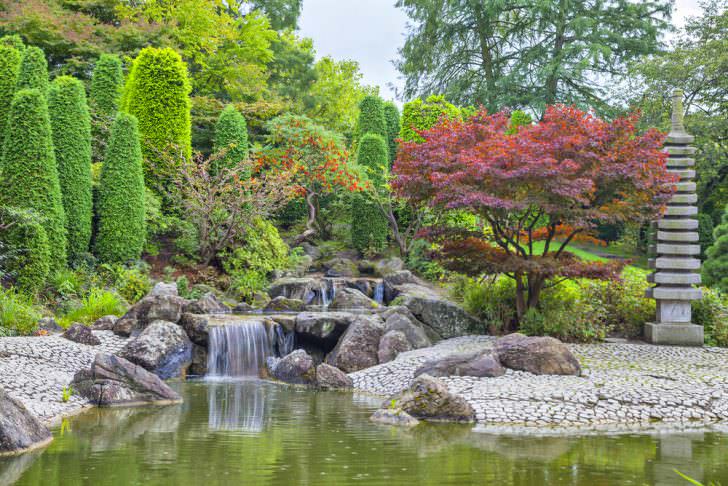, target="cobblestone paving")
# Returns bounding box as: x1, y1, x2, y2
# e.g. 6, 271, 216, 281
0, 332, 127, 423
350, 336, 728, 428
